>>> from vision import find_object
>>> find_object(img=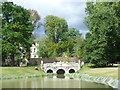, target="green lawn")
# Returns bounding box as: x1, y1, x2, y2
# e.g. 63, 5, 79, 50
0, 66, 44, 78
0, 64, 119, 79
77, 64, 119, 79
